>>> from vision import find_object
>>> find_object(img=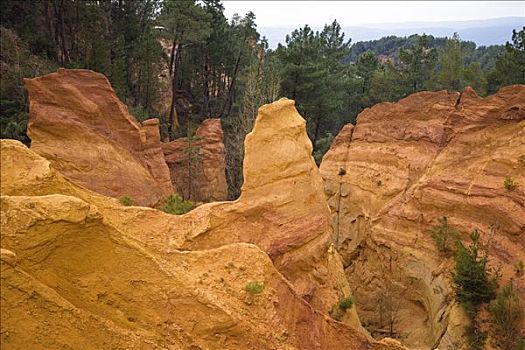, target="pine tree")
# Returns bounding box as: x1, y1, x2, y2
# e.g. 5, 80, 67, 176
439, 33, 465, 91
453, 230, 498, 306
487, 28, 525, 93
277, 20, 350, 154
398, 34, 437, 92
